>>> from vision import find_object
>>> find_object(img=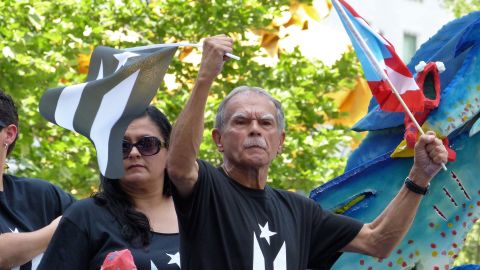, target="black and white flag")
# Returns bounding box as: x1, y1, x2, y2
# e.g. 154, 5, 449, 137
39, 45, 177, 179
